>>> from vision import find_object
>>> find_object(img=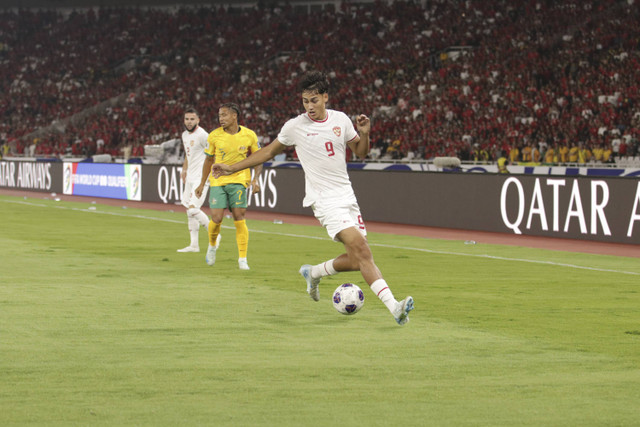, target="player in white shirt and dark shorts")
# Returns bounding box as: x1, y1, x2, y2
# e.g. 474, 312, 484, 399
177, 107, 220, 253
211, 71, 413, 325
